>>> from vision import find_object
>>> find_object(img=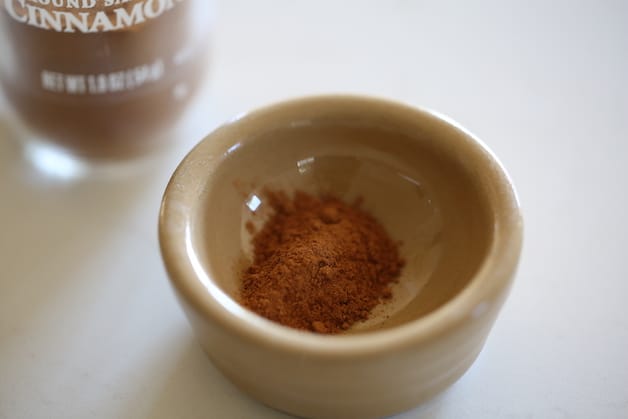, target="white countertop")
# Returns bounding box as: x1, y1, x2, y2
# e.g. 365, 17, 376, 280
1, 1, 627, 418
